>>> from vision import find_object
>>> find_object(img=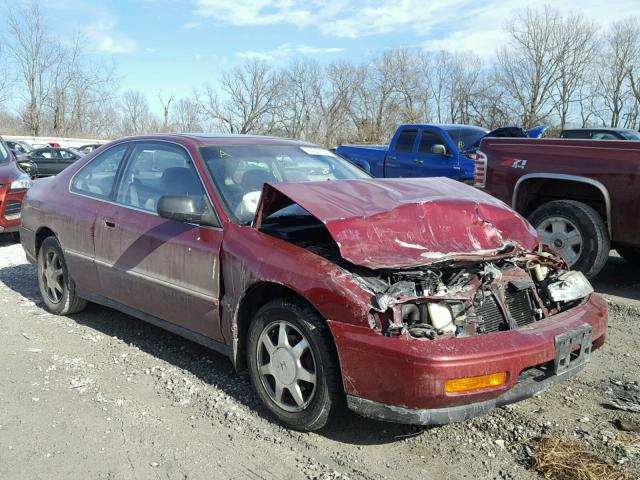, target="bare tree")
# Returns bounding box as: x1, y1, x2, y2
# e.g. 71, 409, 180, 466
595, 18, 640, 127
495, 7, 563, 127
5, 2, 62, 136
157, 92, 175, 132
202, 60, 283, 134
551, 14, 600, 129
273, 58, 321, 140
170, 97, 202, 132
120, 89, 152, 135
